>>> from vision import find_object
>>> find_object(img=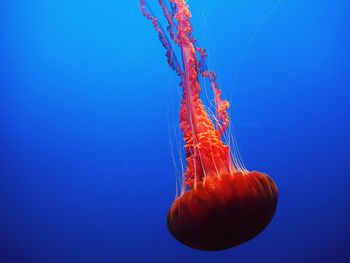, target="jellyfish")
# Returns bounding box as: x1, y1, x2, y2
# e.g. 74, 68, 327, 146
140, 0, 278, 251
